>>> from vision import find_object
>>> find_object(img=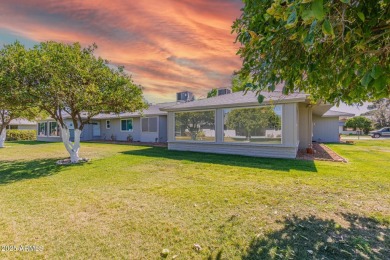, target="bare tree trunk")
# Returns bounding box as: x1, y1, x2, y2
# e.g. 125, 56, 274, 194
0, 128, 6, 148
60, 125, 81, 163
